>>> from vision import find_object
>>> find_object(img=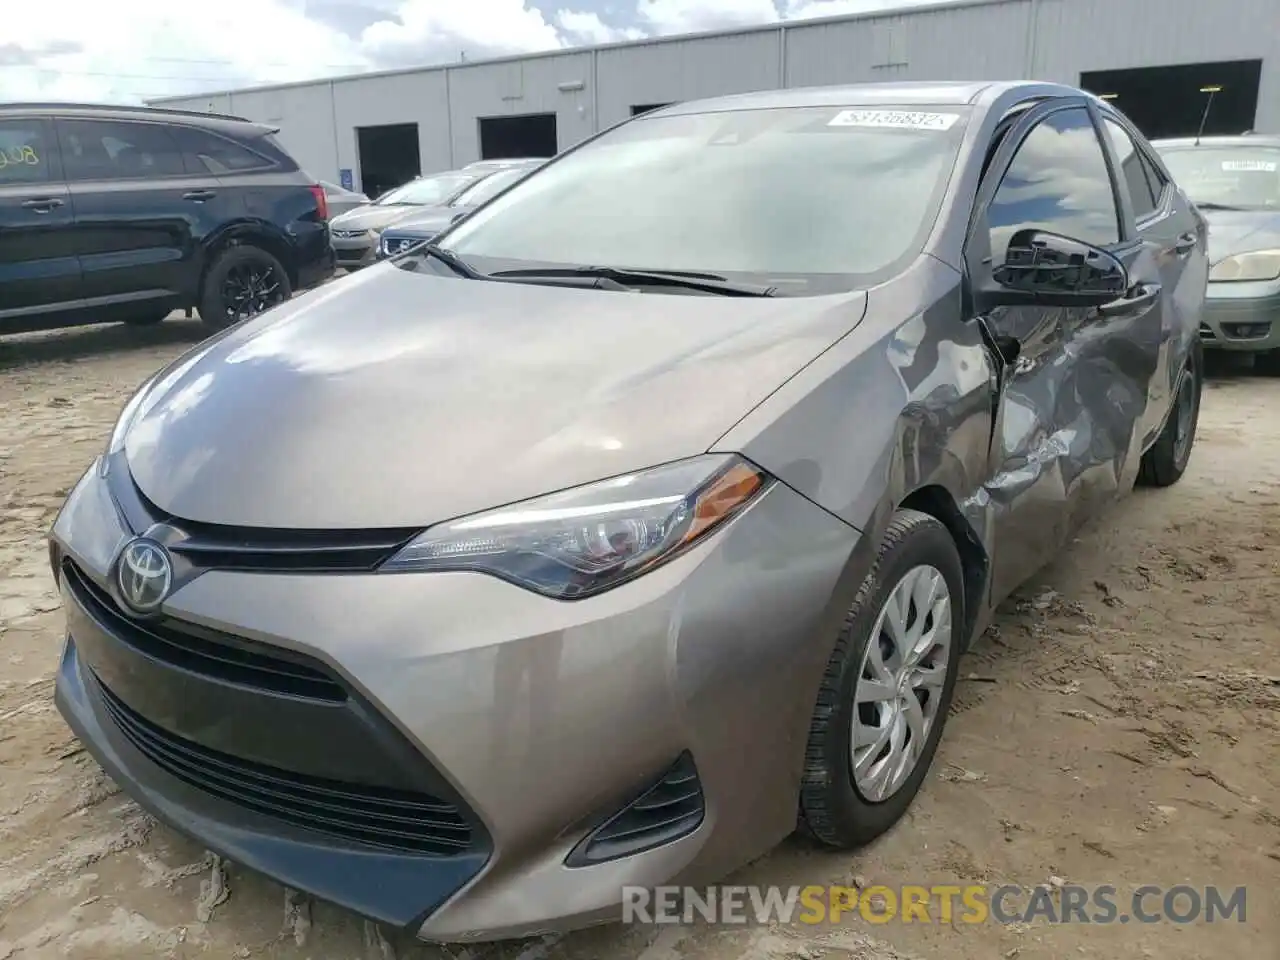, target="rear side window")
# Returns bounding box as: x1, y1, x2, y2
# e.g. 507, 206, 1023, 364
988, 107, 1120, 260
59, 119, 187, 181
1102, 117, 1159, 219
0, 119, 51, 184
171, 127, 274, 175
